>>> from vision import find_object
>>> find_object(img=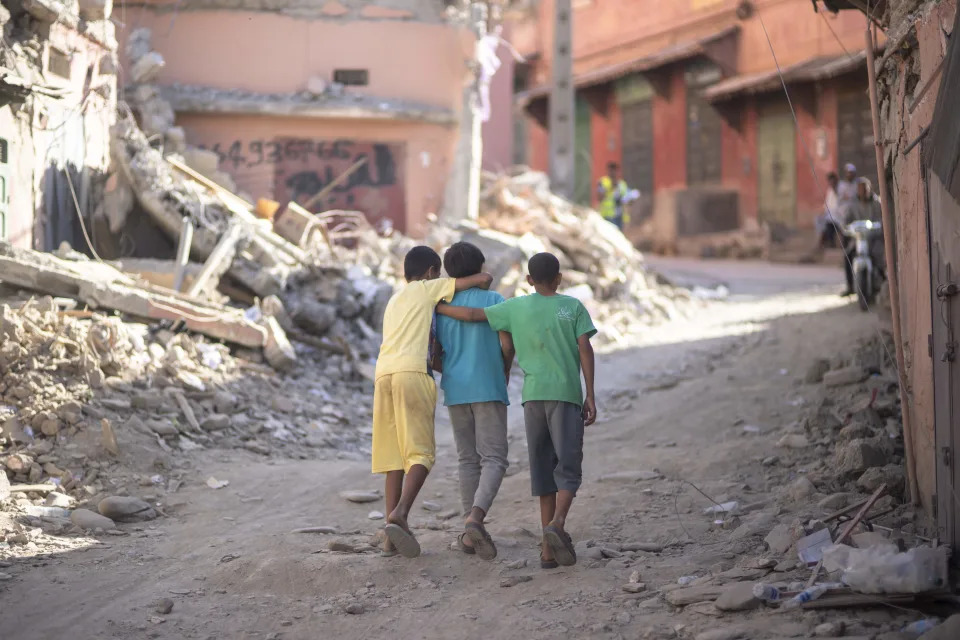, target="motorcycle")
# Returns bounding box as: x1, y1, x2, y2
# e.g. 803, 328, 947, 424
845, 219, 884, 311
